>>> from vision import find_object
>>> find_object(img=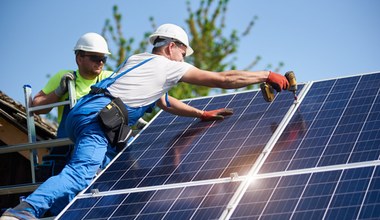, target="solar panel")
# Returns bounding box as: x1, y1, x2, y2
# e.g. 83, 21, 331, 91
85, 89, 297, 193
230, 166, 380, 219
57, 72, 380, 219
259, 73, 380, 174
60, 181, 241, 220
